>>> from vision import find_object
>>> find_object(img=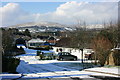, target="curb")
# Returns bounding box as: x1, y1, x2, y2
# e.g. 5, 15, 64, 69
84, 70, 120, 77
